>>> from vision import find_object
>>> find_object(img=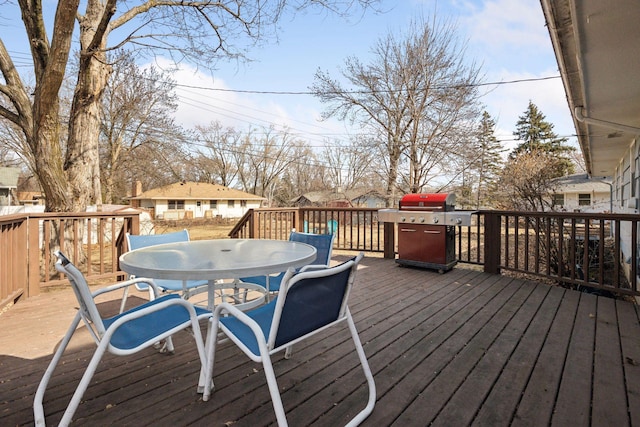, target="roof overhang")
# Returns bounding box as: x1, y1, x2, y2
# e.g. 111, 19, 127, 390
540, 0, 640, 177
